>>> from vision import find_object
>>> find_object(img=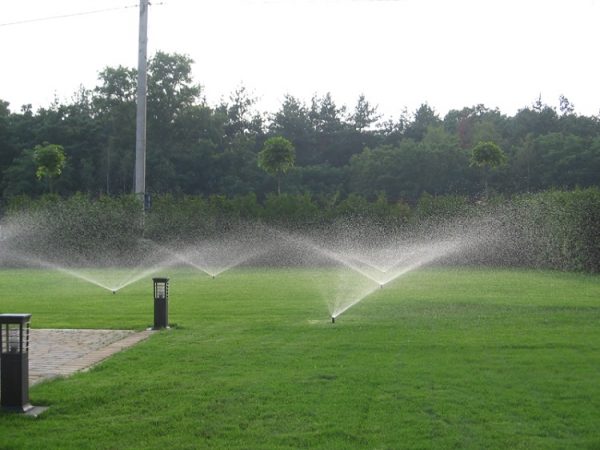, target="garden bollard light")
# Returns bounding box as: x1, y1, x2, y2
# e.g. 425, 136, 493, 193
0, 314, 47, 416
153, 277, 169, 329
